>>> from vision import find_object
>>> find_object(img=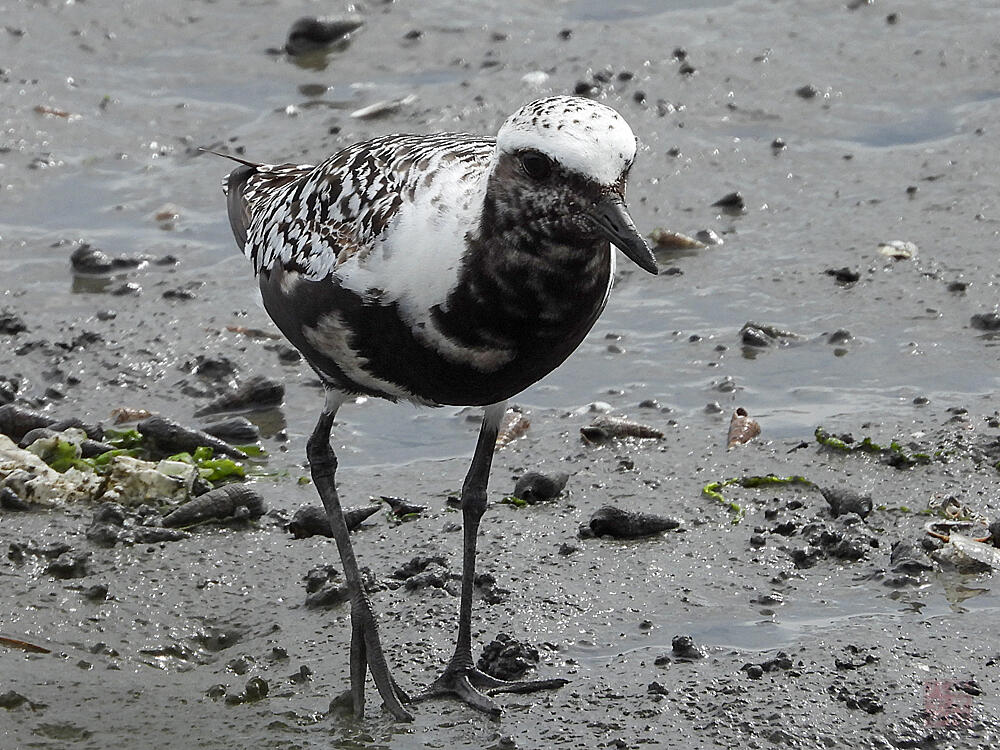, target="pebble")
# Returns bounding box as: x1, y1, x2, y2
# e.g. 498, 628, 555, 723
284, 15, 363, 56
0, 310, 28, 335
671, 634, 705, 660
47, 550, 91, 579
0, 690, 28, 709
825, 266, 860, 284
0, 486, 30, 511
83, 583, 109, 601
476, 633, 539, 680
970, 312, 1000, 331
